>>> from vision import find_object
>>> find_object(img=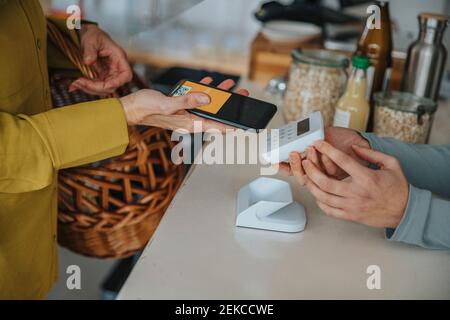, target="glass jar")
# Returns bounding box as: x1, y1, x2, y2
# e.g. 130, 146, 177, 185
283, 49, 349, 126
373, 91, 437, 144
